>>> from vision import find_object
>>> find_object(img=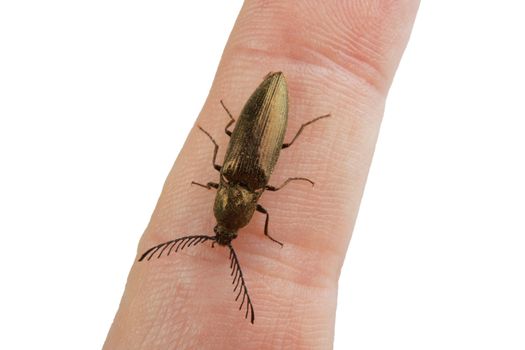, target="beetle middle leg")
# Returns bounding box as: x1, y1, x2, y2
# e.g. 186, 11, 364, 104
256, 204, 283, 247
191, 181, 219, 190
282, 114, 331, 149
266, 177, 314, 191
197, 126, 222, 172
220, 100, 235, 136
